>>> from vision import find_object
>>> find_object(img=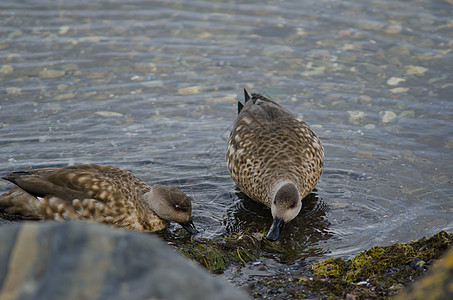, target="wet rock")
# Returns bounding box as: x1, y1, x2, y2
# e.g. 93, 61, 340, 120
38, 135, 49, 142
406, 65, 428, 76
39, 68, 65, 79
389, 283, 404, 291
62, 64, 79, 71
354, 151, 373, 159
54, 92, 76, 101
345, 294, 356, 300
95, 111, 124, 117
135, 62, 158, 73
359, 95, 371, 104
198, 32, 213, 39
207, 94, 237, 104
426, 259, 436, 266
86, 71, 108, 79
59, 26, 70, 34
178, 86, 202, 95
338, 29, 352, 36
395, 247, 453, 300
409, 258, 426, 271
0, 221, 250, 300
140, 80, 163, 88
6, 87, 21, 95
57, 84, 69, 91
341, 43, 356, 51
79, 36, 103, 43
380, 110, 397, 123
306, 232, 453, 299
387, 77, 406, 86
348, 111, 365, 124
389, 87, 410, 93
295, 28, 306, 36
444, 138, 453, 149
0, 65, 14, 75
357, 20, 383, 30
303, 61, 326, 75
384, 24, 403, 34
262, 45, 294, 56
399, 110, 415, 119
